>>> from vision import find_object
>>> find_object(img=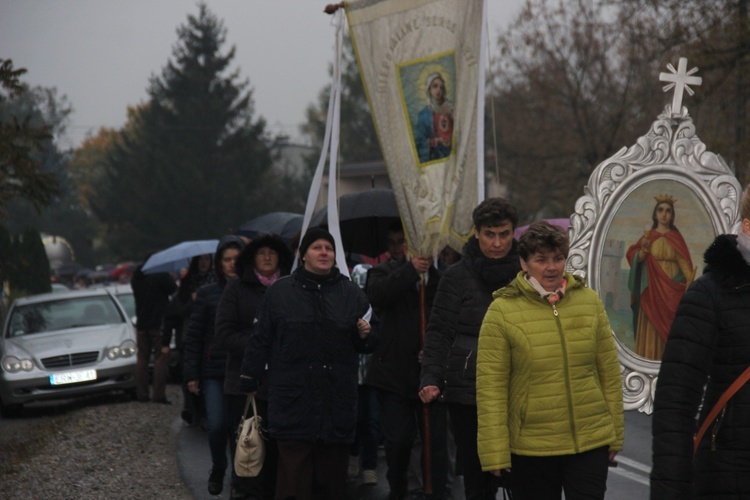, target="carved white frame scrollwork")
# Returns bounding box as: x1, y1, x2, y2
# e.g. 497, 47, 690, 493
566, 105, 743, 414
